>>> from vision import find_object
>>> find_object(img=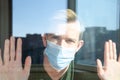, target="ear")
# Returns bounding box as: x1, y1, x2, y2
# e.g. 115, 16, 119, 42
76, 40, 84, 52
42, 34, 47, 47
